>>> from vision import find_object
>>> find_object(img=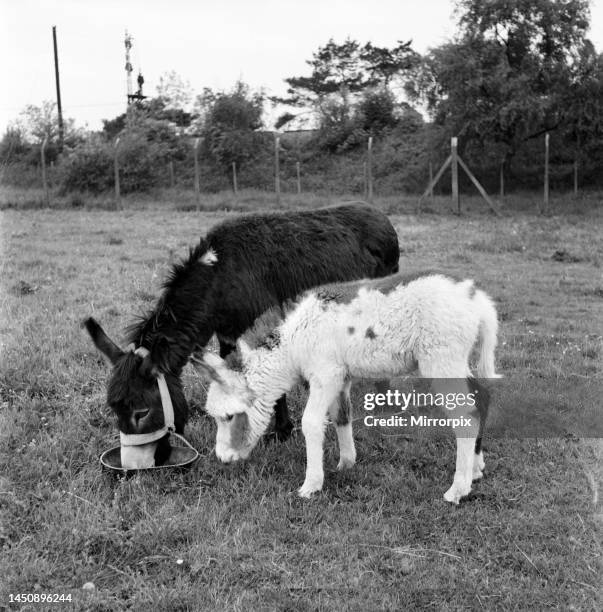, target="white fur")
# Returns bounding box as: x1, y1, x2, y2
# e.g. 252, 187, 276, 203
200, 274, 500, 504
200, 248, 218, 265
